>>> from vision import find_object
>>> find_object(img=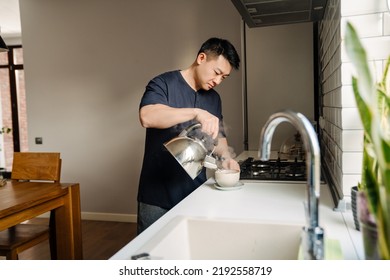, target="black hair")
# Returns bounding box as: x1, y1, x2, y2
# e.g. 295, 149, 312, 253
197, 37, 240, 70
